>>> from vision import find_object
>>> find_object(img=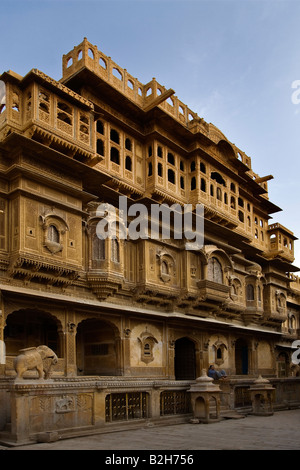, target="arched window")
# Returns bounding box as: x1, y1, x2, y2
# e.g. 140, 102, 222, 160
168, 169, 175, 184
238, 210, 244, 222
257, 285, 262, 302
48, 225, 59, 243
125, 156, 132, 171
167, 152, 175, 165
191, 176, 196, 190
200, 162, 206, 173
57, 101, 72, 125
246, 284, 255, 301
92, 235, 105, 261
158, 162, 163, 177
111, 238, 120, 263
96, 120, 104, 134
211, 171, 226, 186
110, 128, 119, 144
207, 257, 223, 284
110, 147, 120, 164
97, 139, 104, 155
201, 178, 206, 192
143, 343, 151, 357
190, 161, 196, 172
125, 138, 132, 150
139, 335, 158, 364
